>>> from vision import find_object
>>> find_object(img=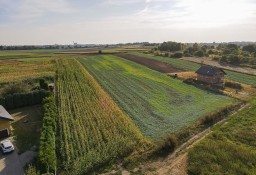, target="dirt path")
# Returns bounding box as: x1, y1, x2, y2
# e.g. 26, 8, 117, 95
116, 53, 185, 73
182, 57, 256, 75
